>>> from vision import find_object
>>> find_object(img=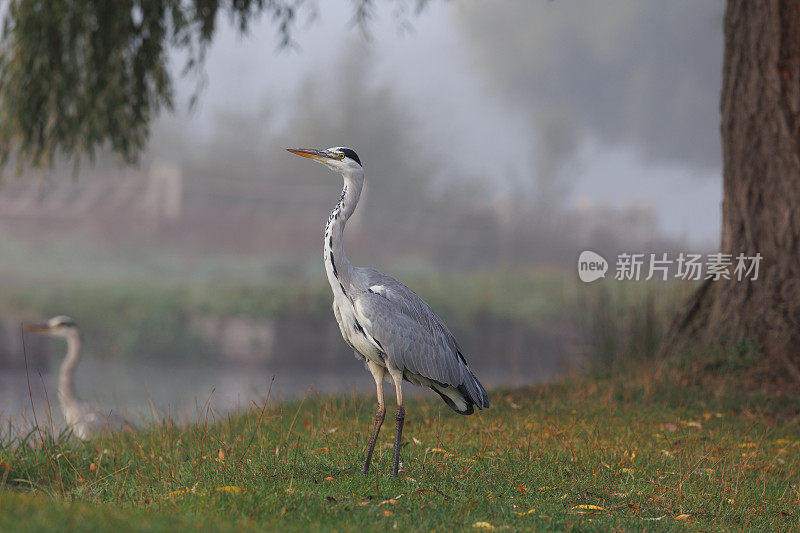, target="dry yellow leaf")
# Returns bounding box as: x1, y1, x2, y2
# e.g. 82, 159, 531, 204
572, 504, 605, 511
514, 508, 536, 516
309, 447, 331, 454
675, 514, 691, 520
473, 522, 495, 530
216, 486, 244, 494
